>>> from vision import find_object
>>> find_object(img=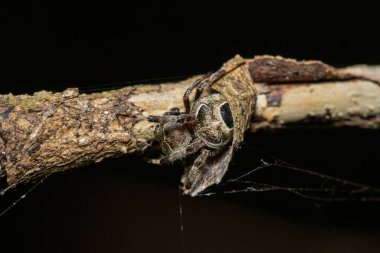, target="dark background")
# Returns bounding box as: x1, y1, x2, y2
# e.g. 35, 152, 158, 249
1, 2, 380, 253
